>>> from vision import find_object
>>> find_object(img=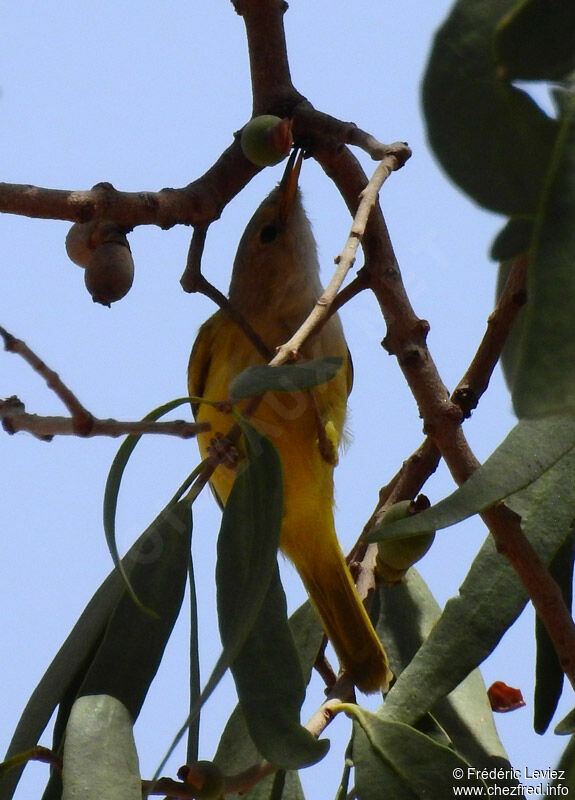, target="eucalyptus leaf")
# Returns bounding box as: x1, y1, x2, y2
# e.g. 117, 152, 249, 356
379, 448, 575, 731
79, 500, 191, 719
555, 710, 575, 736
153, 418, 285, 778
346, 706, 488, 799
229, 357, 343, 400
513, 98, 575, 417
490, 217, 534, 262
422, 0, 557, 215
61, 695, 140, 800
229, 567, 328, 770
376, 569, 510, 769
103, 396, 196, 607
367, 412, 575, 541
495, 0, 575, 81
534, 530, 575, 733
213, 601, 324, 785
